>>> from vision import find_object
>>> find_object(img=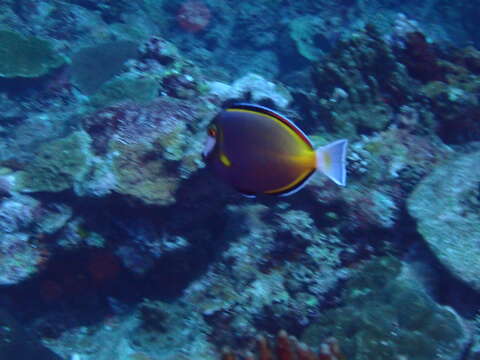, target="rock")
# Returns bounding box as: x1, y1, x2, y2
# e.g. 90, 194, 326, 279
0, 30, 64, 78
0, 233, 42, 285
407, 151, 480, 292
0, 194, 38, 234
0, 309, 63, 359
16, 131, 93, 193
33, 203, 73, 235
289, 15, 329, 62
90, 74, 159, 108
311, 26, 411, 136
207, 73, 292, 108
82, 99, 204, 205
302, 257, 471, 360
70, 41, 139, 94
